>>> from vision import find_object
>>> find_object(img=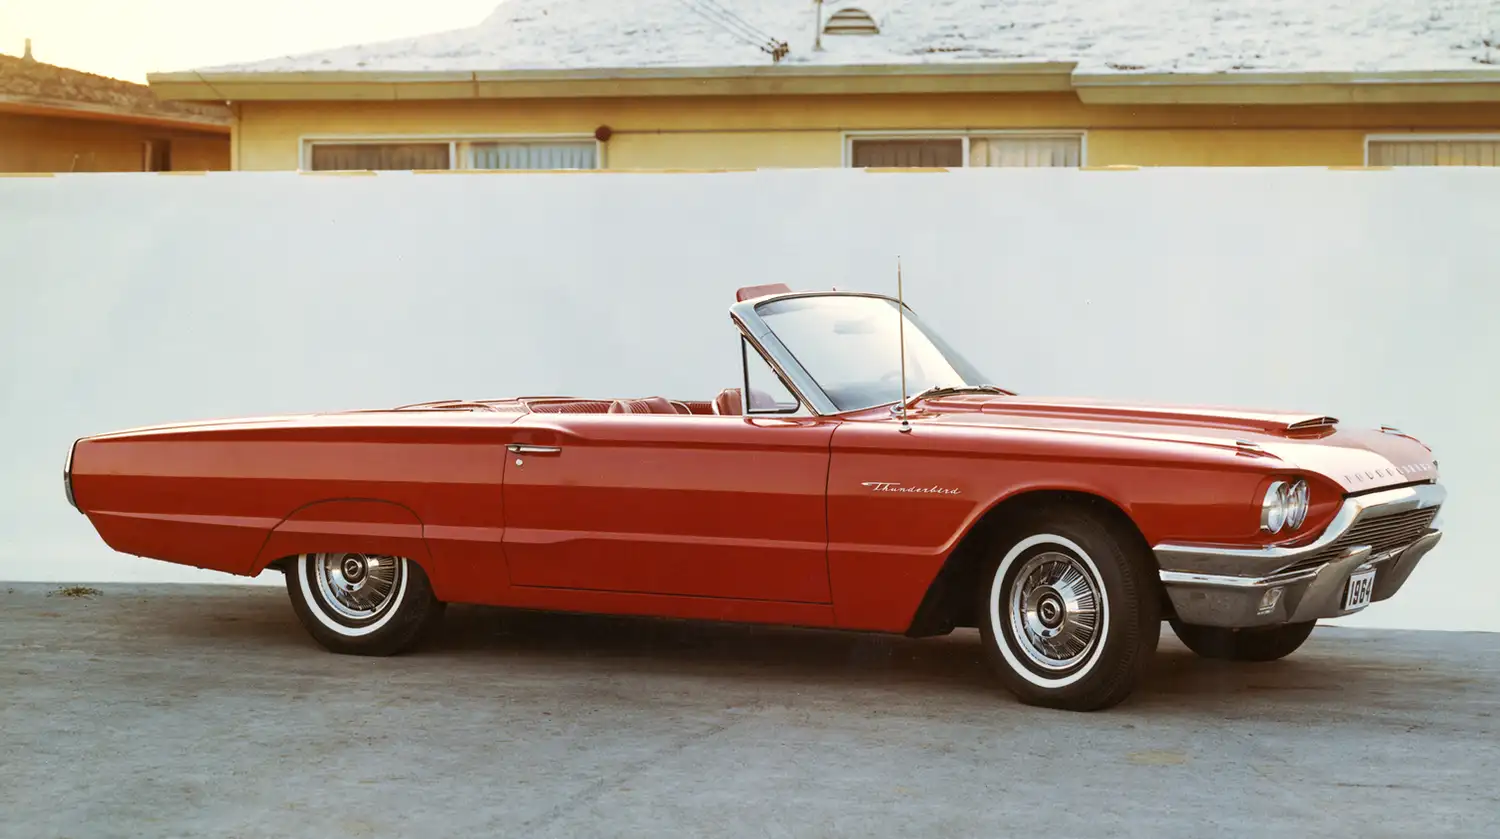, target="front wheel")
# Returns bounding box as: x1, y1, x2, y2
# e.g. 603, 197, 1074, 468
1170, 619, 1315, 662
976, 508, 1161, 711
285, 552, 444, 656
